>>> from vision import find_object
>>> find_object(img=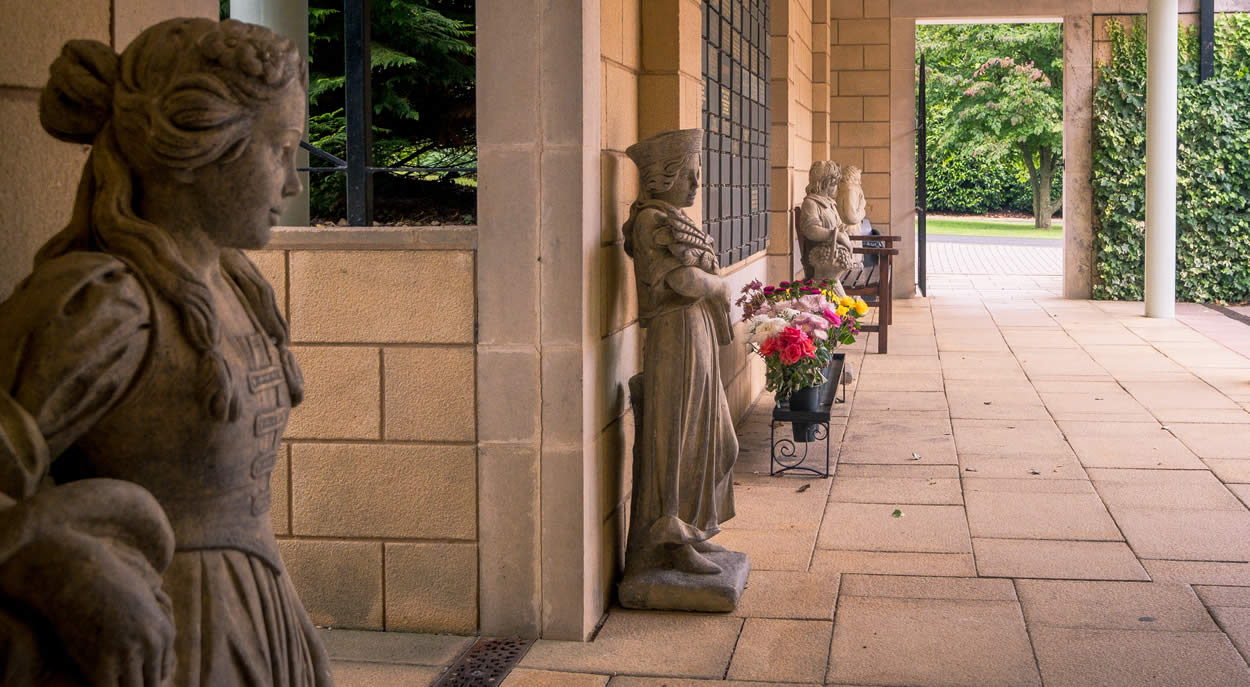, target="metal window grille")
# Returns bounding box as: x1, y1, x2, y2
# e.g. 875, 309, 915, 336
298, 0, 476, 226
702, 0, 771, 267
